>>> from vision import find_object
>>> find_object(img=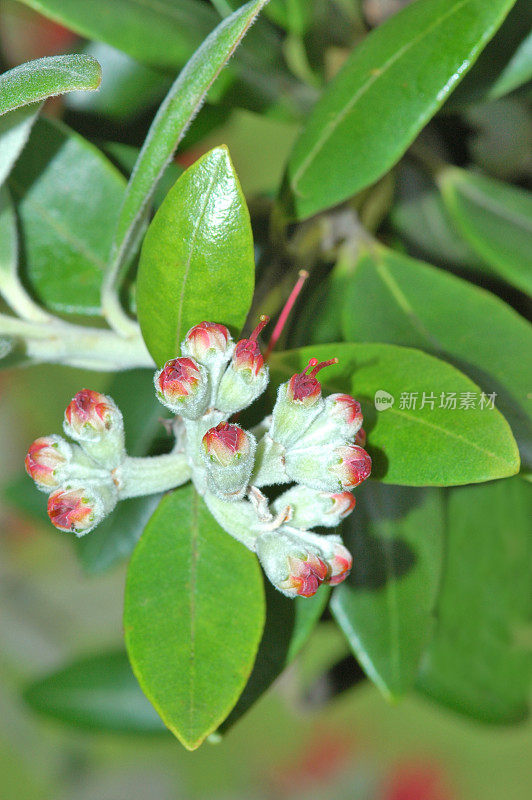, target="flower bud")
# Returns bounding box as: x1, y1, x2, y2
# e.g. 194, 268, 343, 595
285, 442, 371, 492
256, 528, 330, 598
201, 422, 256, 500
215, 316, 269, 414
182, 321, 232, 363
326, 540, 353, 585
25, 435, 73, 491
272, 485, 356, 529
154, 357, 209, 419
63, 389, 125, 469
270, 358, 338, 449
299, 393, 363, 448
355, 427, 366, 447
46, 482, 116, 536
